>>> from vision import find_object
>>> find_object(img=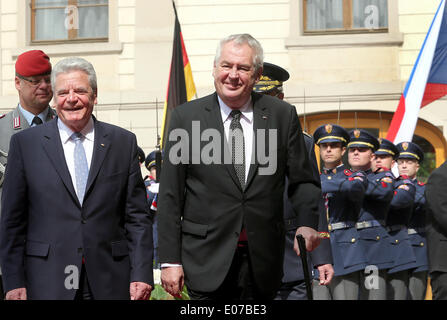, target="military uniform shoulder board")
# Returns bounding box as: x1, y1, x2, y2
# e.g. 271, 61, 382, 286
418, 181, 425, 186
344, 169, 352, 176
0, 114, 5, 119
302, 131, 311, 138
